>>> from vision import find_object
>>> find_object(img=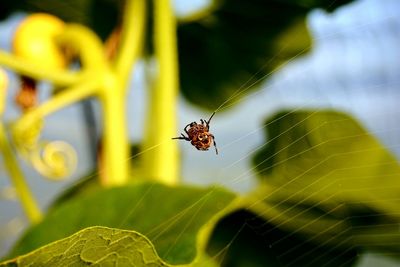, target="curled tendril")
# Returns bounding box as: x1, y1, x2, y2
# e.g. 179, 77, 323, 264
30, 140, 77, 180
12, 117, 77, 180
